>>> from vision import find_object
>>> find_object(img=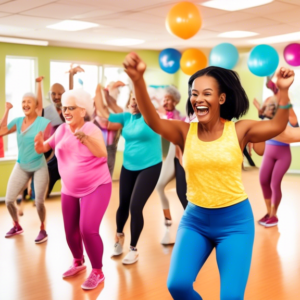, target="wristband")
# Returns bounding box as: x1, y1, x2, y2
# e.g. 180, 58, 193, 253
278, 103, 292, 109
